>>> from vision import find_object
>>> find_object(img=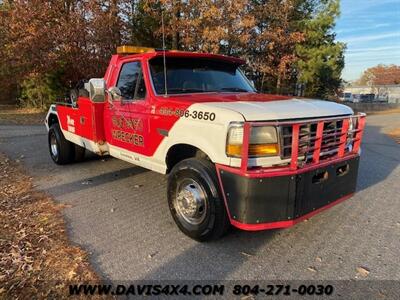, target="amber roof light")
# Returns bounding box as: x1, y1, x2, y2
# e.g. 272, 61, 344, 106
117, 45, 155, 55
